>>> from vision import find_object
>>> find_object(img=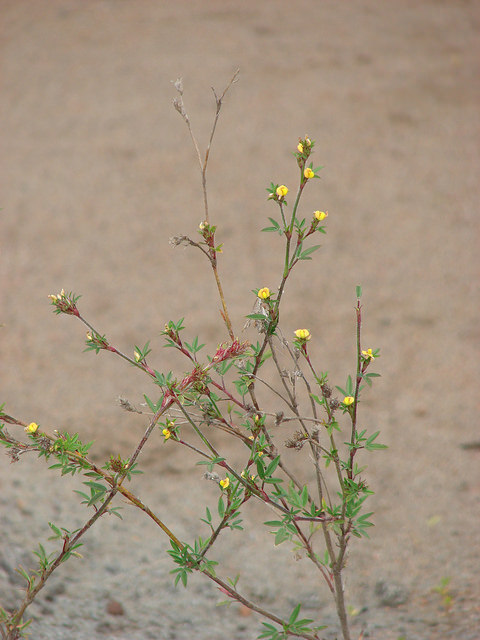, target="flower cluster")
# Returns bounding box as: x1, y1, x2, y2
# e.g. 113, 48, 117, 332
161, 419, 177, 441
304, 167, 315, 180
211, 339, 249, 364
314, 210, 328, 222
257, 287, 271, 300
198, 220, 218, 247
24, 422, 39, 435
294, 328, 311, 341
48, 289, 80, 316
267, 183, 289, 203
85, 331, 110, 353
295, 135, 314, 162
163, 320, 182, 346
